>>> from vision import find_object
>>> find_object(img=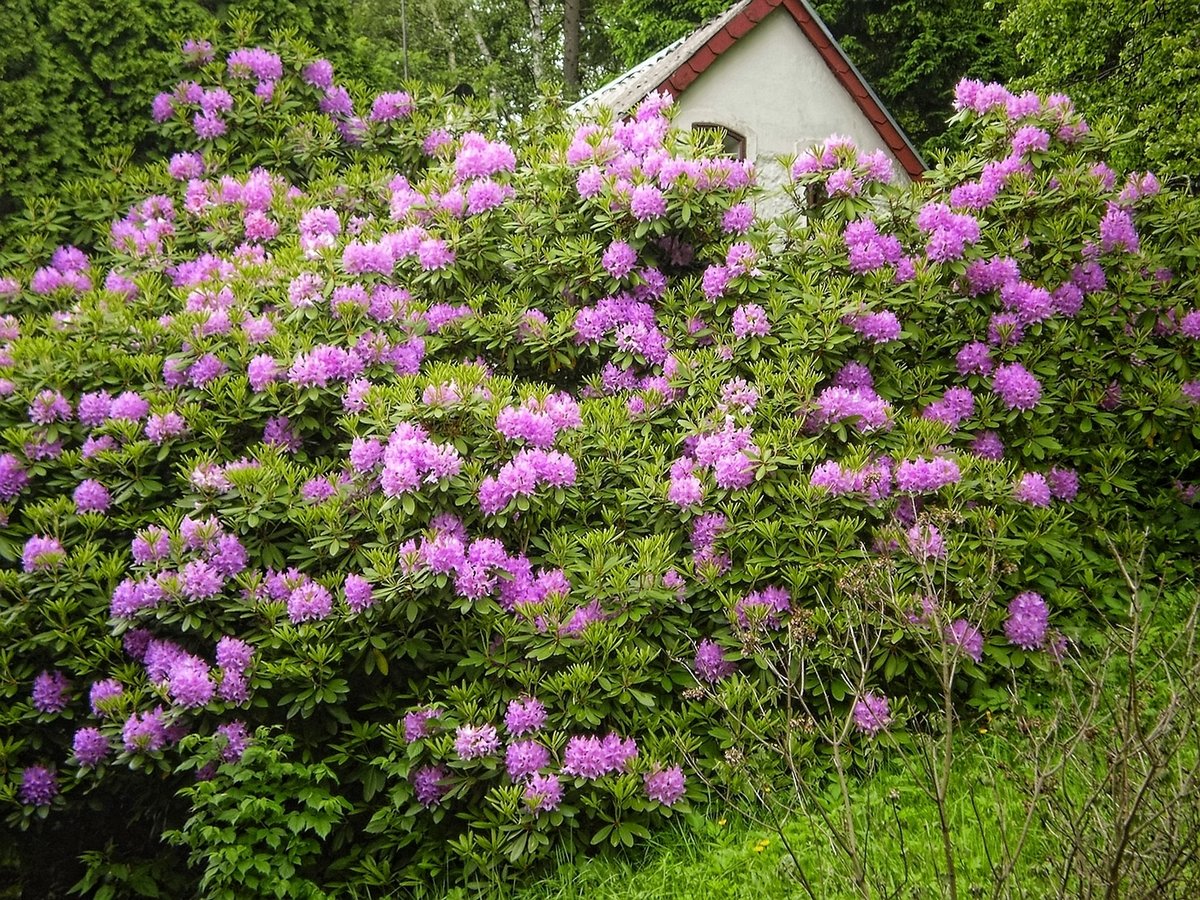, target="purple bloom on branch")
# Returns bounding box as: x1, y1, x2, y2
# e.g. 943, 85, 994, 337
19, 766, 58, 806
853, 692, 892, 735
32, 670, 70, 713
644, 766, 686, 806
73, 727, 110, 767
